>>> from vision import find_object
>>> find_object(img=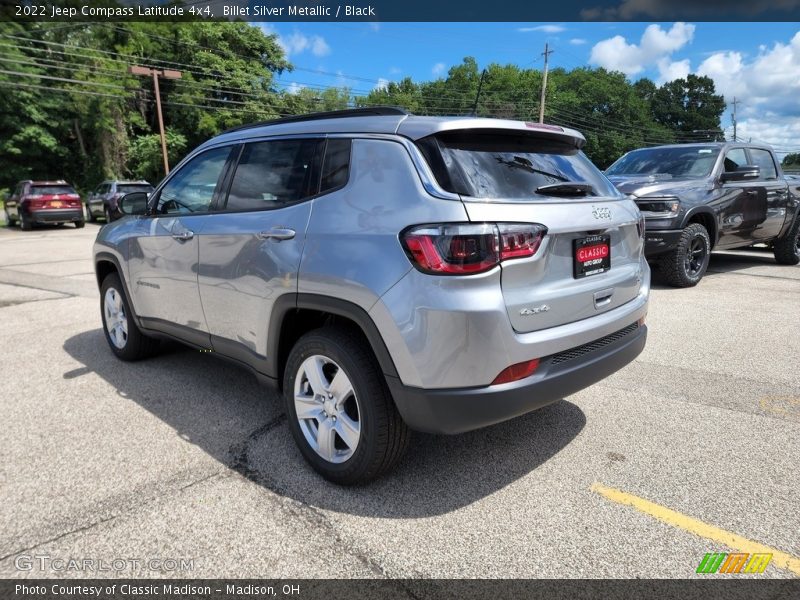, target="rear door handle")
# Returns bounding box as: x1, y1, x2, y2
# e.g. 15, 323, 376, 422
171, 230, 194, 242
256, 227, 296, 241
593, 288, 614, 309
